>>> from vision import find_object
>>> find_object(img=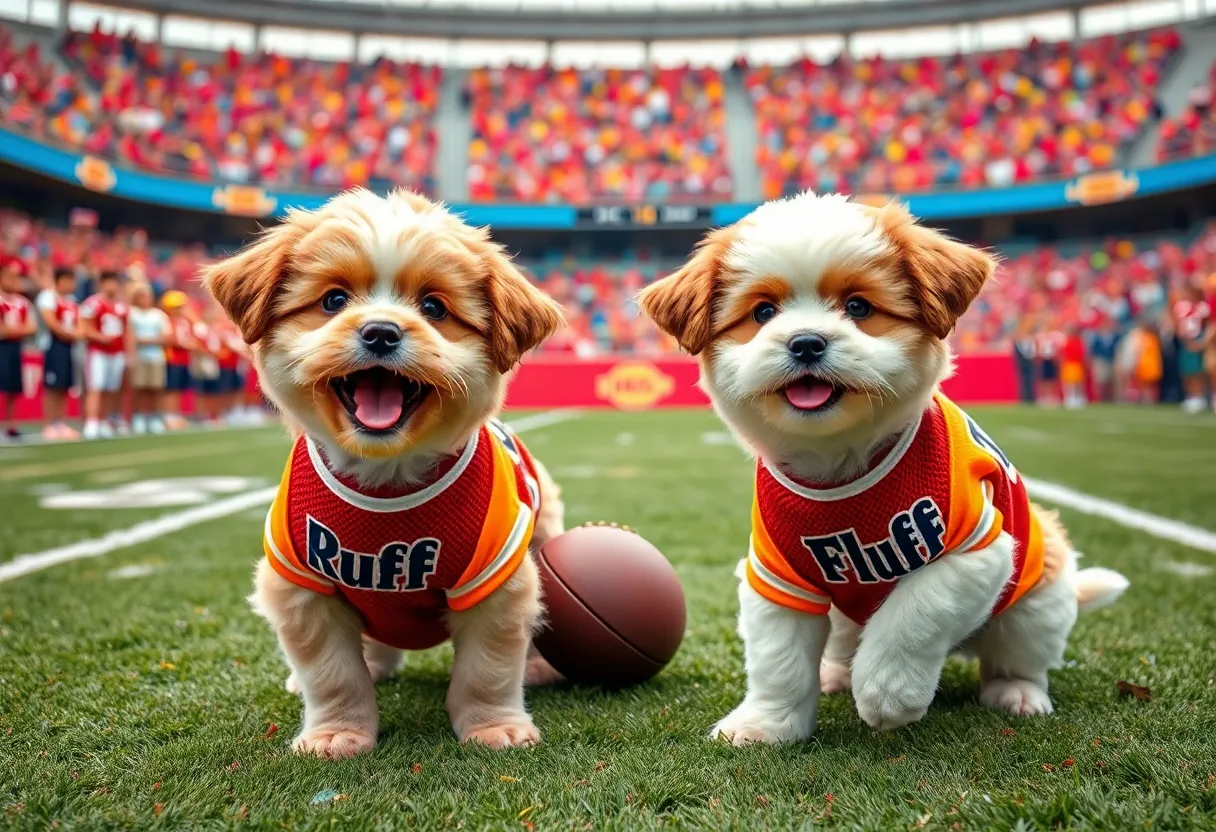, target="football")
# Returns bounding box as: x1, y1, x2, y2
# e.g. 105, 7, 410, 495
534, 523, 687, 688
